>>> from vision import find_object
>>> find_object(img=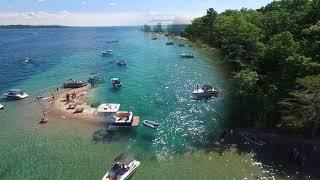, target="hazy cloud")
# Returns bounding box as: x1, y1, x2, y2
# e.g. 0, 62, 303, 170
108, 2, 117, 6
0, 11, 199, 26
